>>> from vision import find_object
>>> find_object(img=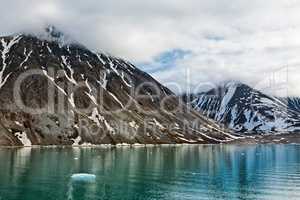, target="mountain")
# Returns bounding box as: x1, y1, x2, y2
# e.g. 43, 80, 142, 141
0, 27, 239, 146
279, 97, 300, 114
183, 81, 300, 135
